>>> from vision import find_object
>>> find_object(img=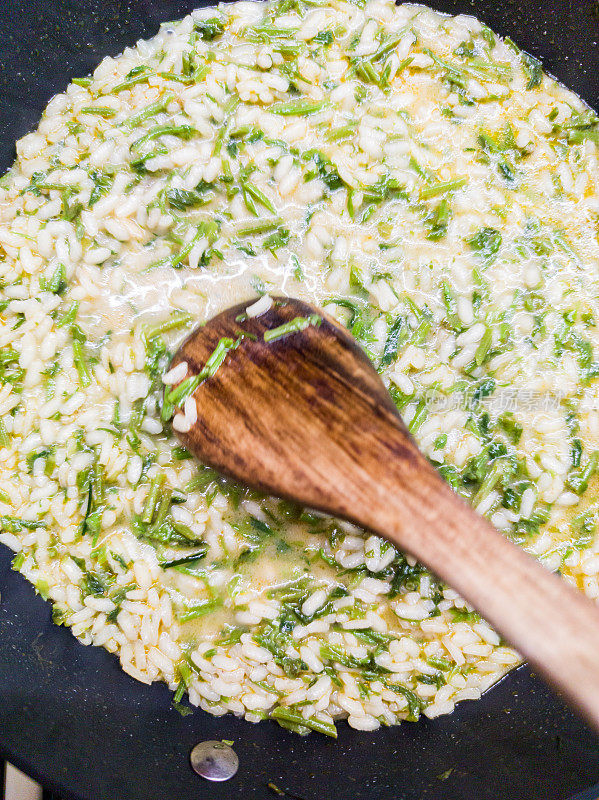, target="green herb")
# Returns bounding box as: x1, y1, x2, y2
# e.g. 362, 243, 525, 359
569, 510, 597, 551
89, 169, 113, 206
255, 624, 307, 677
164, 334, 247, 411
0, 347, 24, 393
57, 302, 79, 327
164, 187, 210, 210
26, 447, 56, 477
160, 548, 208, 569
217, 625, 245, 646
521, 52, 542, 90
428, 655, 453, 671
319, 642, 390, 678
424, 198, 450, 240
81, 569, 114, 597
513, 503, 551, 542
172, 445, 193, 461
420, 178, 466, 200
237, 217, 282, 237
425, 48, 511, 86
326, 122, 357, 142
132, 492, 203, 546
416, 672, 446, 688
143, 311, 192, 341
408, 397, 428, 434
454, 40, 476, 59
497, 413, 522, 444
0, 515, 47, 532
109, 67, 154, 94
35, 579, 51, 600
350, 174, 407, 220
178, 598, 223, 622
567, 451, 599, 496
441, 281, 464, 332
159, 220, 219, 269
474, 326, 493, 366
389, 554, 427, 595
379, 316, 406, 368
571, 439, 583, 468
130, 146, 167, 174
173, 680, 186, 704
130, 124, 197, 152
142, 473, 166, 524
477, 124, 524, 183
270, 706, 337, 738
111, 551, 129, 570
315, 30, 334, 45
81, 107, 116, 118
122, 93, 174, 128
550, 109, 599, 147
197, 335, 245, 379
451, 607, 481, 623
270, 100, 325, 116
71, 328, 92, 388
79, 456, 105, 543
194, 16, 225, 40
264, 228, 291, 251
171, 701, 192, 717
0, 418, 9, 449
40, 263, 67, 295
264, 314, 322, 343
158, 70, 196, 85
470, 459, 508, 507
267, 783, 288, 797
387, 684, 423, 721
467, 227, 502, 261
